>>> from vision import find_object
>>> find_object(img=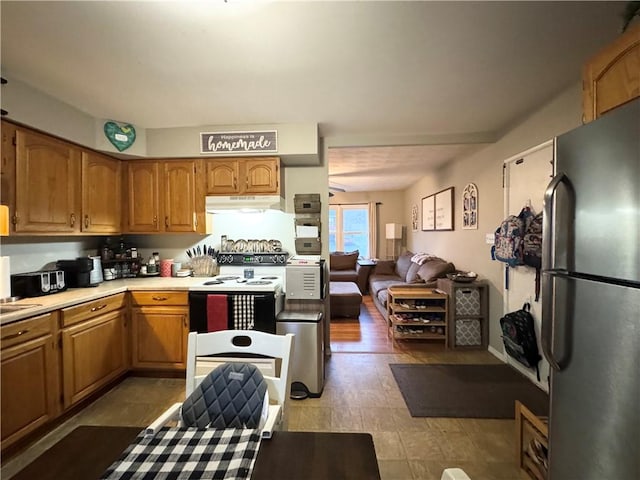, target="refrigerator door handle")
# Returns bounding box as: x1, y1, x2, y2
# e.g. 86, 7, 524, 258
542, 172, 574, 372
541, 272, 562, 371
